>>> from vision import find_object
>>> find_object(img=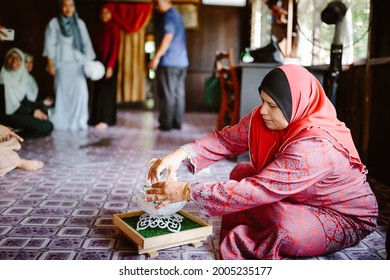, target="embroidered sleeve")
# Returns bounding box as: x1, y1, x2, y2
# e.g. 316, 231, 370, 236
183, 113, 251, 174
190, 138, 335, 216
